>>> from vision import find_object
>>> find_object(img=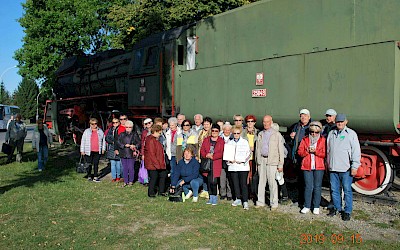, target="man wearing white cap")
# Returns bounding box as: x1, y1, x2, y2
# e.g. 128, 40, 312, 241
141, 118, 153, 159
289, 108, 311, 206
322, 109, 337, 137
